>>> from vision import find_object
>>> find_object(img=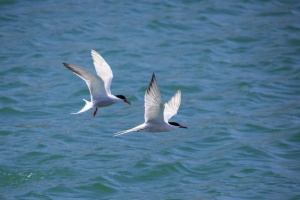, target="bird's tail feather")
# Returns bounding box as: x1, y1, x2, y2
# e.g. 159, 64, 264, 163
71, 99, 93, 114
114, 125, 144, 137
